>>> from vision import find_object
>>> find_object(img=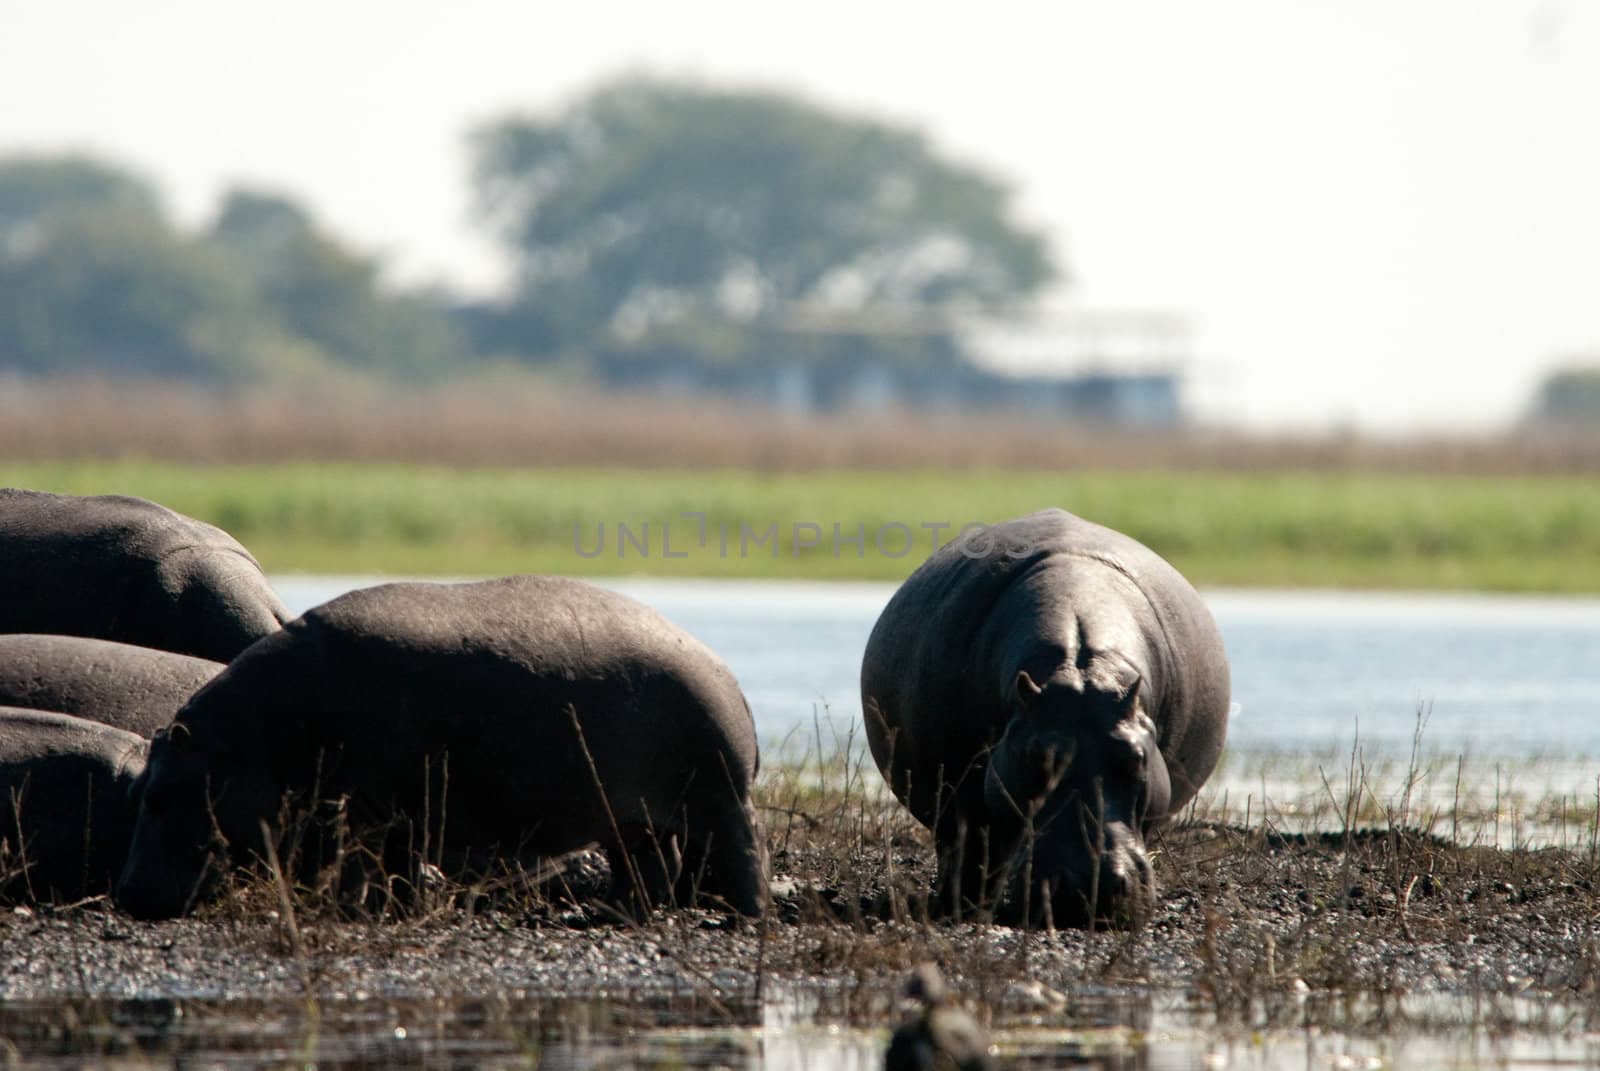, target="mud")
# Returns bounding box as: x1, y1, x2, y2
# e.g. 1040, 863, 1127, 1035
3, 823, 1596, 1015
